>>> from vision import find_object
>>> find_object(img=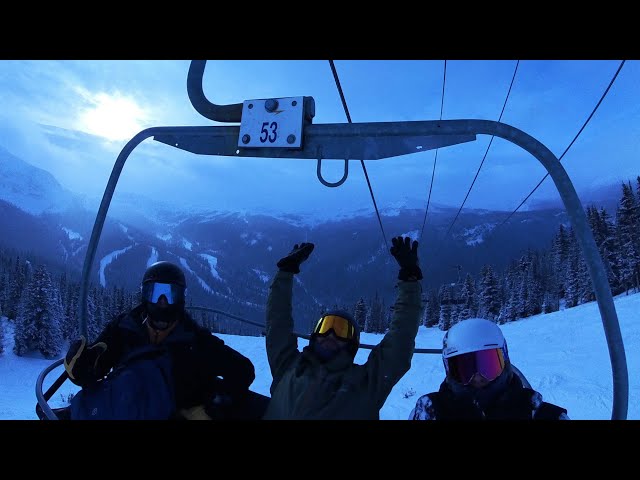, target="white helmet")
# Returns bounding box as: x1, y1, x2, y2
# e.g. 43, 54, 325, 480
442, 318, 508, 360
